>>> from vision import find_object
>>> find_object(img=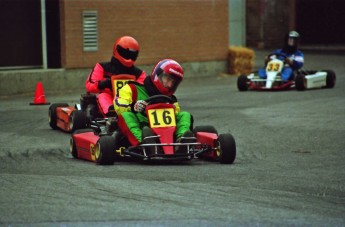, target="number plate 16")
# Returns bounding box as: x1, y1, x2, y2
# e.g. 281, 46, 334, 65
148, 108, 176, 128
